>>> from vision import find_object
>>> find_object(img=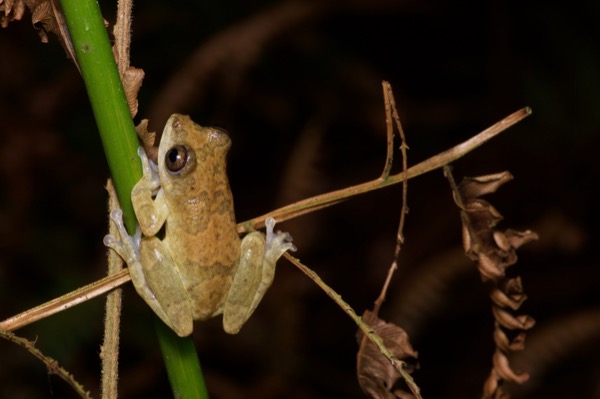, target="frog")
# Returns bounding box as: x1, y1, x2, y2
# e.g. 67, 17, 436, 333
104, 114, 295, 337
